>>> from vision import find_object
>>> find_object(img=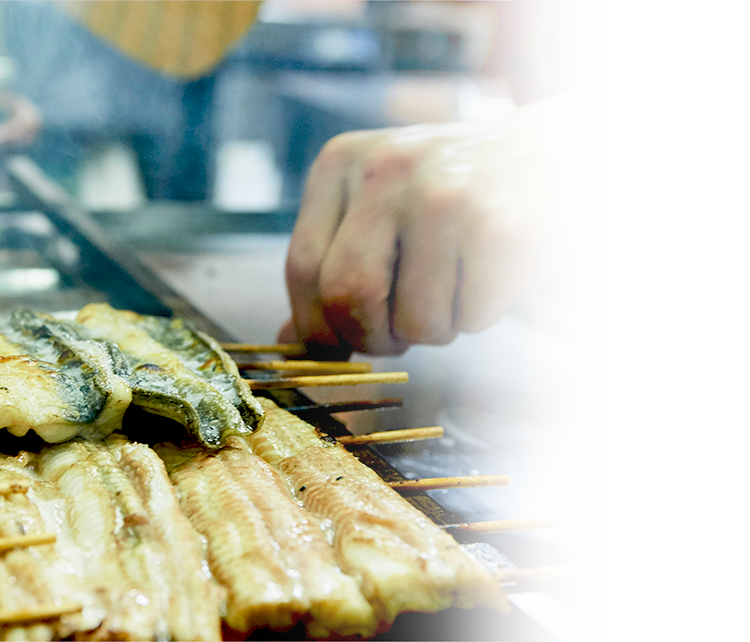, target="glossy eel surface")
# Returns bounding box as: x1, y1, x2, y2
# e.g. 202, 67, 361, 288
76, 303, 263, 448
35, 438, 224, 640
244, 398, 509, 627
0, 306, 507, 640
158, 439, 376, 638
0, 309, 132, 443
